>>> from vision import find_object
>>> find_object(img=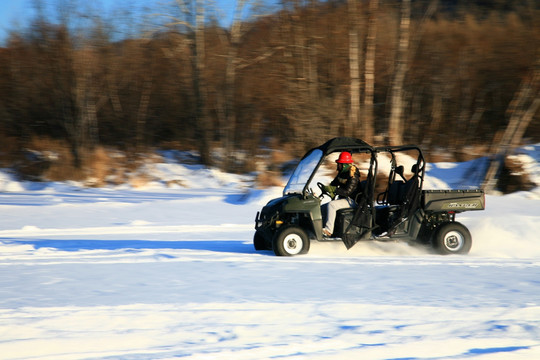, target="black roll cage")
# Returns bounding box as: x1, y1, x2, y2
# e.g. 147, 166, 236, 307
375, 145, 426, 205
301, 139, 426, 204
